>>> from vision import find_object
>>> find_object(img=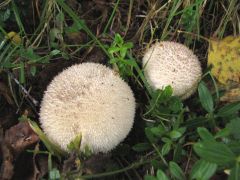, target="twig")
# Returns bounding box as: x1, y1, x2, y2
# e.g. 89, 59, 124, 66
7, 71, 38, 106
